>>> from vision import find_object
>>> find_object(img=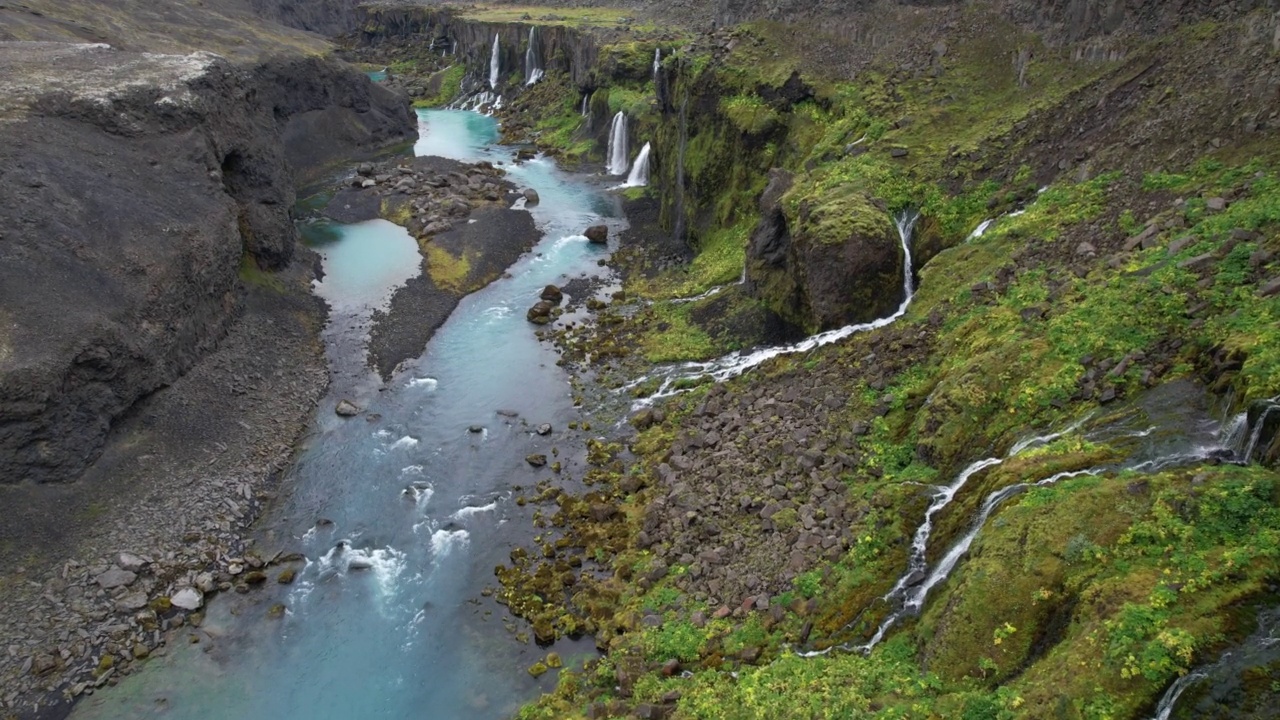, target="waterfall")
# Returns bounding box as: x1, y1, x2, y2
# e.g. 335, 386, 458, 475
672, 94, 689, 243
581, 94, 589, 117
621, 142, 651, 187
797, 396, 1257, 658
653, 48, 662, 79
489, 34, 500, 89
606, 111, 630, 176
524, 26, 543, 85
1242, 399, 1279, 462
1151, 607, 1280, 719
624, 210, 919, 405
